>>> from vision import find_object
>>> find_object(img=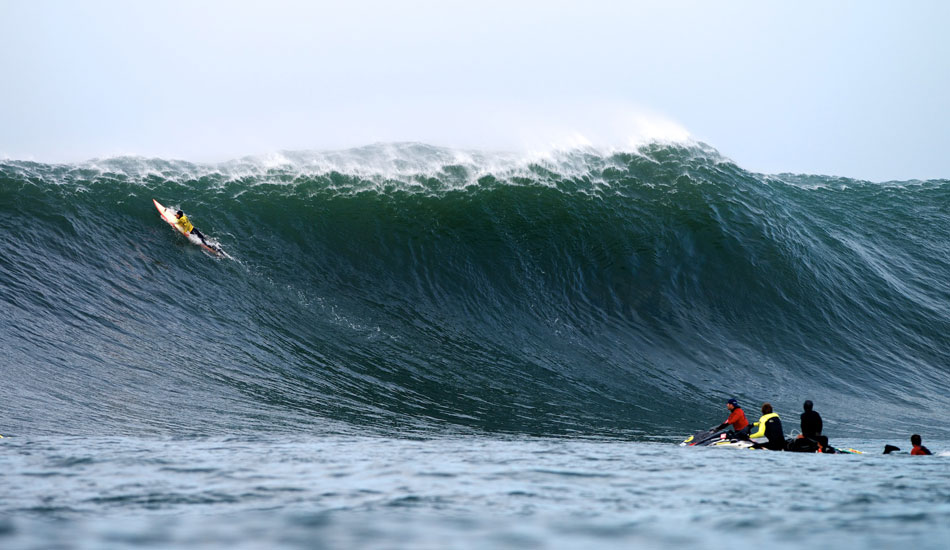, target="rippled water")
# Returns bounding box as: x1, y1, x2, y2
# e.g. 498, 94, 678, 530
3, 144, 949, 548
2, 435, 947, 549
4, 145, 950, 440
